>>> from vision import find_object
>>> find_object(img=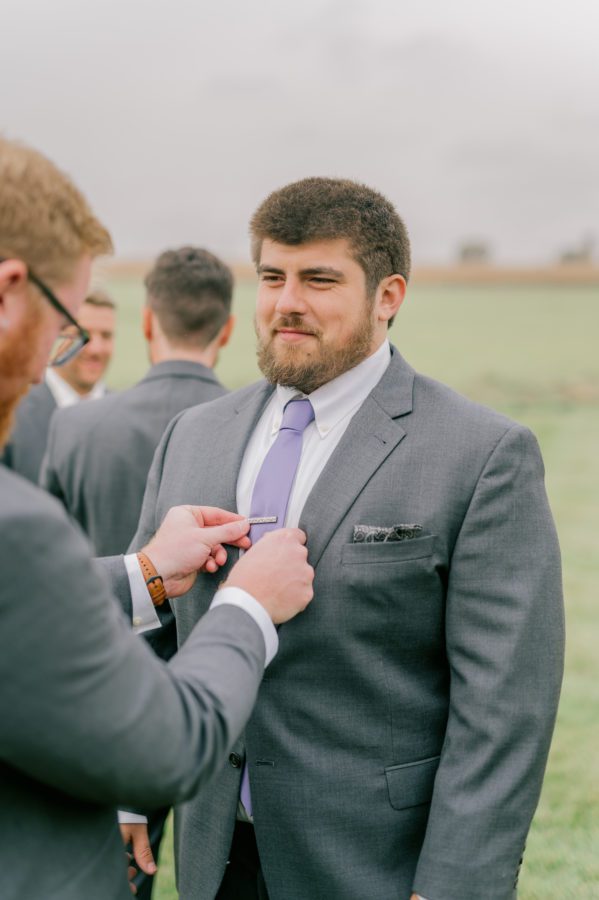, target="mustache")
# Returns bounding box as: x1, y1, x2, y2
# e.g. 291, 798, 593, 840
270, 315, 321, 337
